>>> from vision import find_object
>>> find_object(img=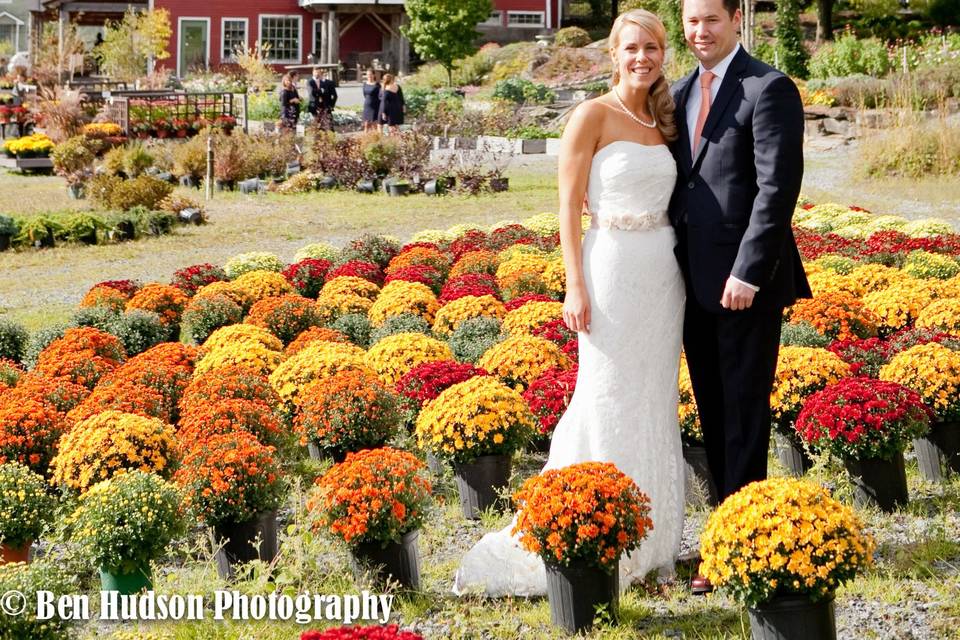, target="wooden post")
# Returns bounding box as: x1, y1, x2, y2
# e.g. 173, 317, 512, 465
205, 135, 214, 201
